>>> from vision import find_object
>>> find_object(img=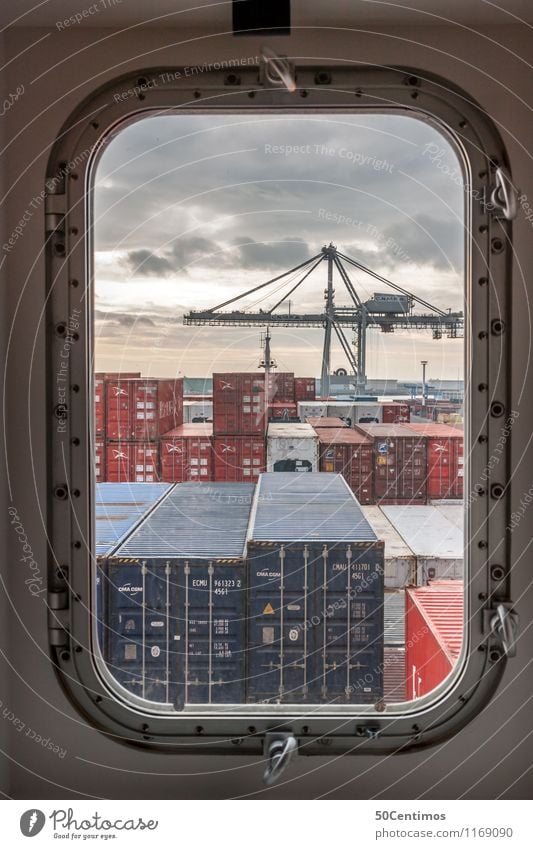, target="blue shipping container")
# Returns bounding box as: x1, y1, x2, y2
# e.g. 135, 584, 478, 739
105, 483, 253, 706
247, 473, 384, 704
